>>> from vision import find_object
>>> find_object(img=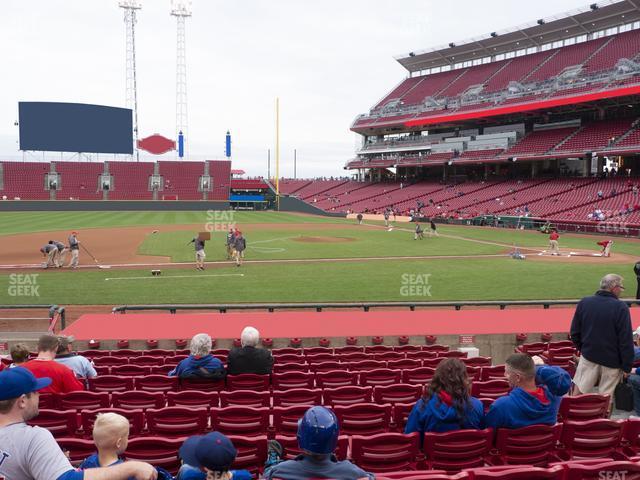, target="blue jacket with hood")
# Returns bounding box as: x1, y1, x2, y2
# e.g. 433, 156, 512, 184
404, 391, 485, 436
168, 354, 224, 378
485, 365, 571, 429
